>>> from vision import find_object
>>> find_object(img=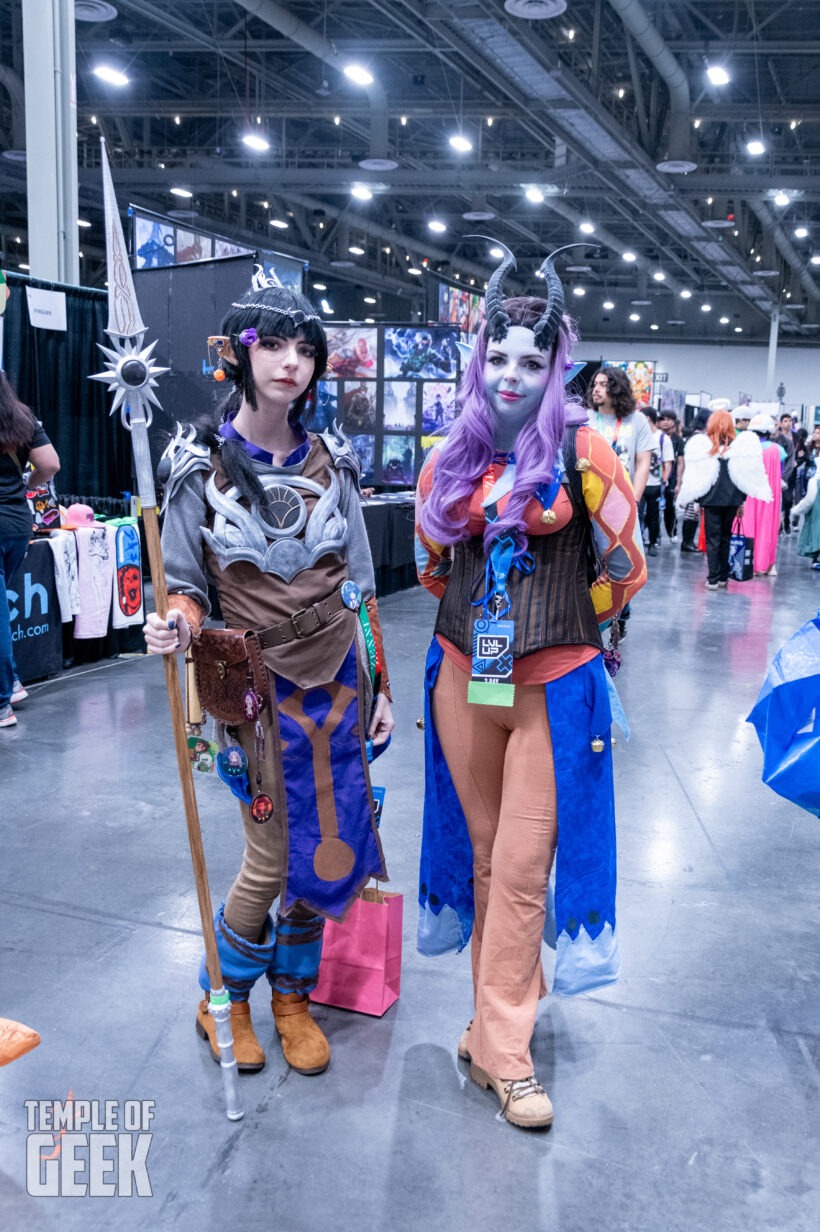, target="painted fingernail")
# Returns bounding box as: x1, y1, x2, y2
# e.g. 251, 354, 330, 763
168, 619, 176, 630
